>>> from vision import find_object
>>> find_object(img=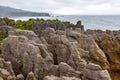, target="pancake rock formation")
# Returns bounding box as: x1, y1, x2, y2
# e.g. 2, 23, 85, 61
0, 28, 111, 80
0, 18, 115, 80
